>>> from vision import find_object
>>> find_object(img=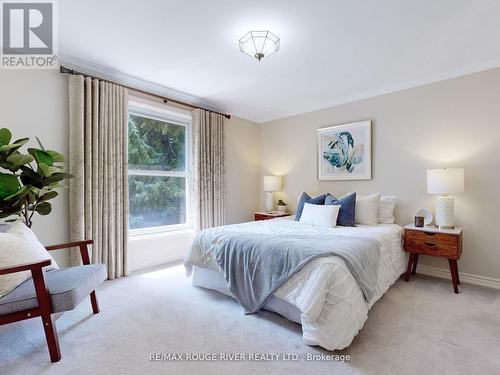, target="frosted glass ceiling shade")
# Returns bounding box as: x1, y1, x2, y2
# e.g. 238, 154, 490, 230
427, 168, 464, 195
263, 175, 281, 192
239, 31, 280, 61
